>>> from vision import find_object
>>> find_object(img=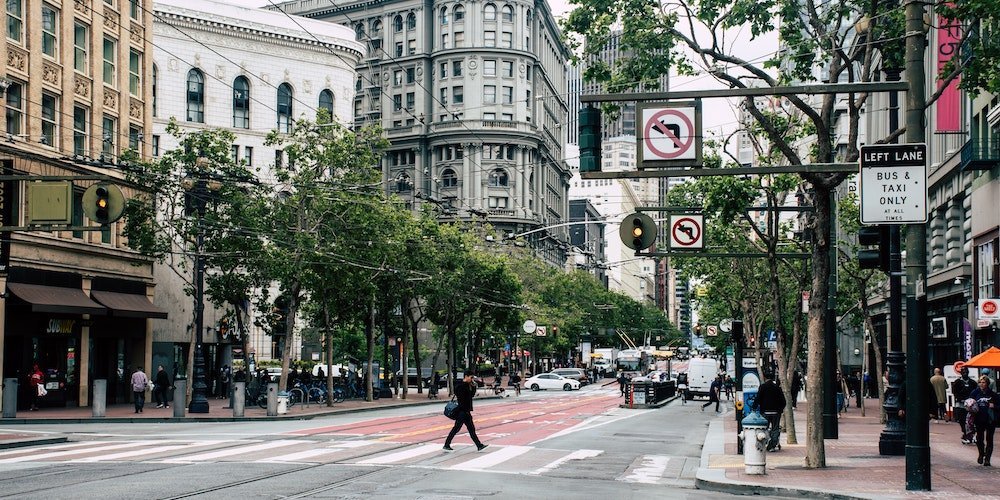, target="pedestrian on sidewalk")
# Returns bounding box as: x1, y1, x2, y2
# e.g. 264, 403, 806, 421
791, 370, 802, 408
677, 373, 688, 405
131, 367, 149, 414
754, 371, 787, 452
953, 367, 977, 443
971, 375, 999, 466
618, 371, 628, 397
443, 373, 488, 452
723, 375, 734, 400
930, 367, 948, 421
153, 365, 171, 409
218, 365, 231, 400
702, 376, 722, 413
27, 364, 44, 411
